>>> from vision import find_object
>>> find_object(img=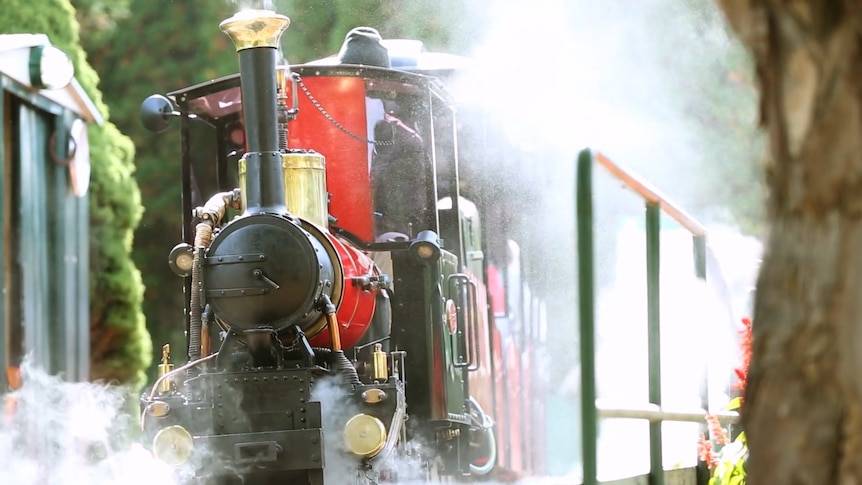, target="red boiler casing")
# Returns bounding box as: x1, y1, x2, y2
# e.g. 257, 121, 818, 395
284, 73, 382, 350
309, 232, 378, 350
